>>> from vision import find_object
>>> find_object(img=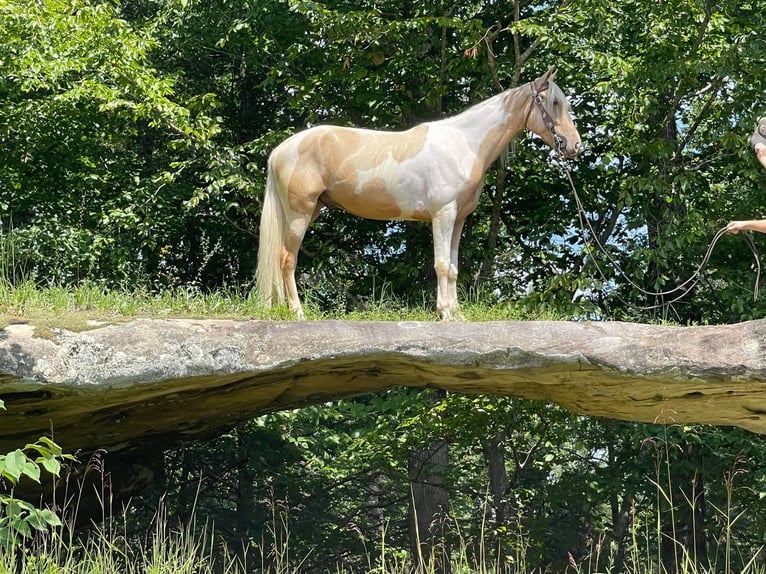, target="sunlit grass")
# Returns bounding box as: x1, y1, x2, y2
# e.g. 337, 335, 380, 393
0, 511, 236, 574
0, 279, 563, 331
0, 279, 277, 330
